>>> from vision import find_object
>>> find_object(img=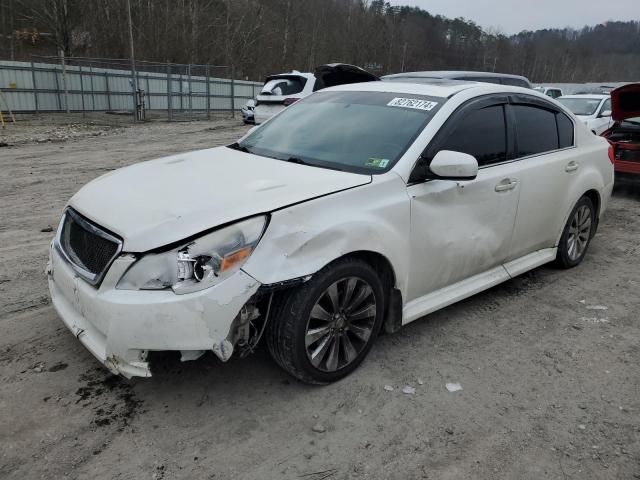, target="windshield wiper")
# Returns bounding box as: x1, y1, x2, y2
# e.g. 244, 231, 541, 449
284, 156, 310, 166
227, 142, 252, 153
